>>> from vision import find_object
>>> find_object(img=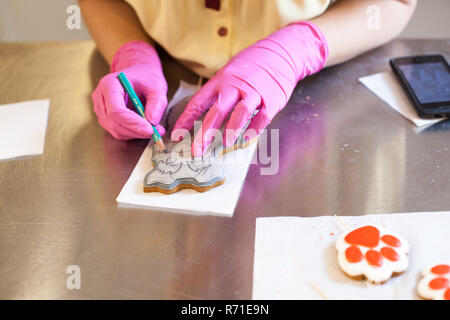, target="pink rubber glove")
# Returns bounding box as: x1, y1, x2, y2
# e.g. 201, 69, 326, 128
171, 22, 329, 156
92, 41, 168, 140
